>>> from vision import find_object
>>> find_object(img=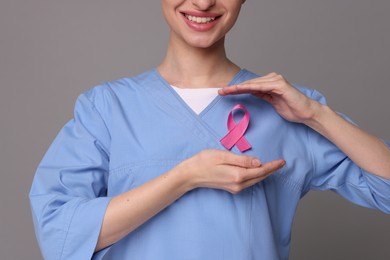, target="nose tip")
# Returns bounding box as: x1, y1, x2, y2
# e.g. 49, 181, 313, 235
191, 0, 216, 10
